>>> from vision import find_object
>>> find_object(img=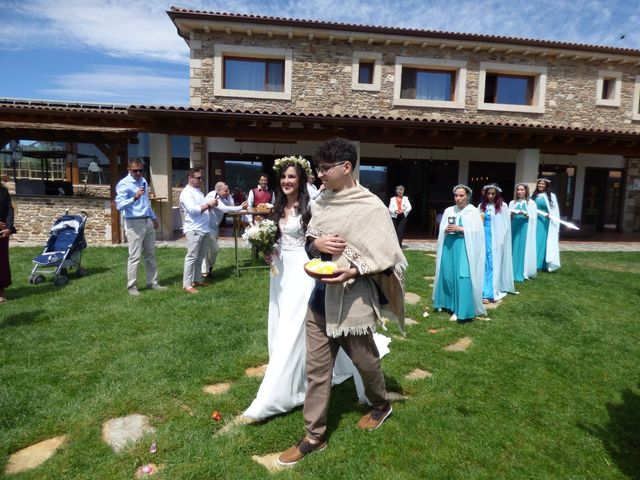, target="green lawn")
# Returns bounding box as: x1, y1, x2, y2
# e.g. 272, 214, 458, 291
1, 247, 639, 479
